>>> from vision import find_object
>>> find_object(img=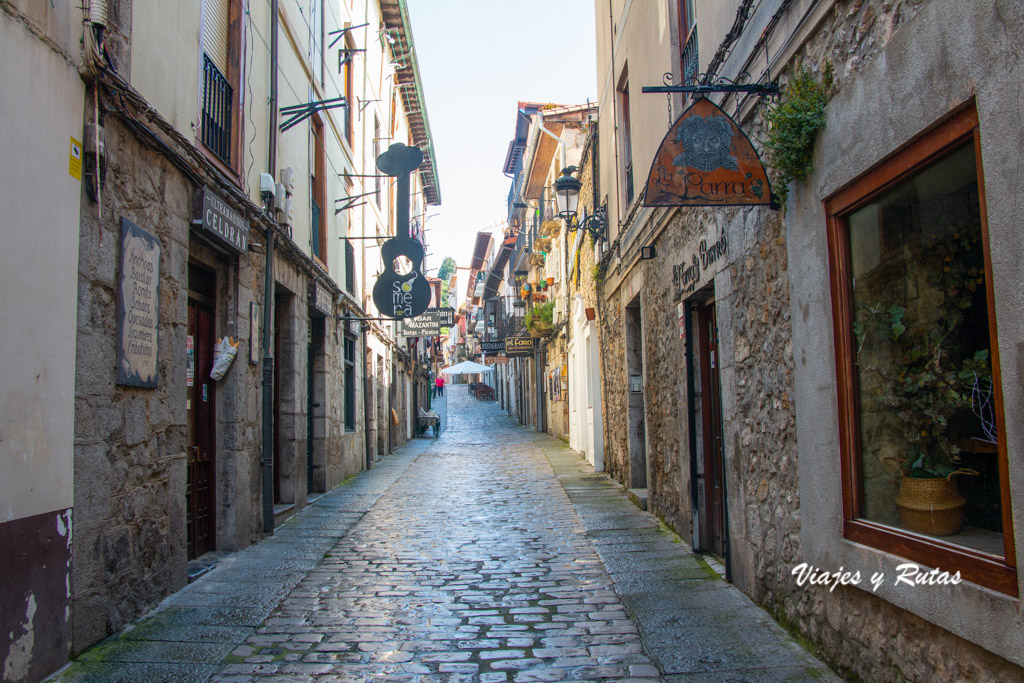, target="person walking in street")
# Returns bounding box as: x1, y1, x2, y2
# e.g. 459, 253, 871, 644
435, 375, 444, 396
